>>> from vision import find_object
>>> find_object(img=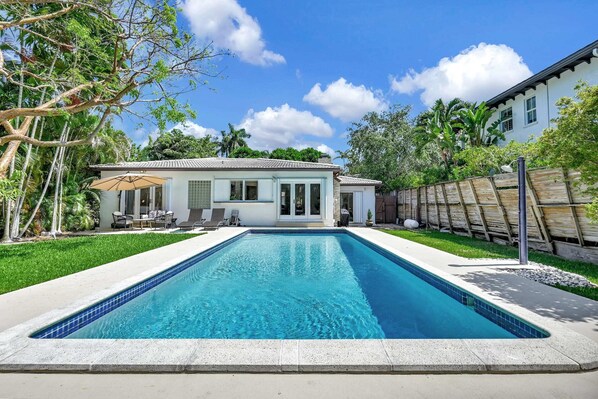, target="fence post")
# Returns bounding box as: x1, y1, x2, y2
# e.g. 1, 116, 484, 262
455, 181, 472, 237
468, 179, 490, 241
562, 169, 585, 247
433, 185, 441, 230
424, 186, 429, 228
489, 176, 513, 244
526, 172, 554, 253
440, 183, 454, 233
